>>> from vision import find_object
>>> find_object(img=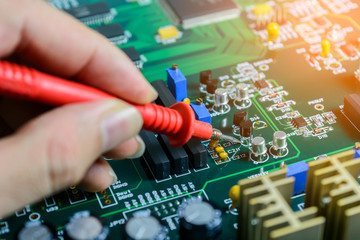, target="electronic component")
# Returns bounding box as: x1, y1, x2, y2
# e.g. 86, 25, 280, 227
267, 22, 280, 42
157, 134, 189, 174
254, 79, 269, 89
157, 25, 180, 41
200, 70, 212, 85
291, 116, 308, 128
162, 0, 240, 29
124, 210, 168, 240
272, 131, 287, 151
140, 130, 170, 179
237, 168, 325, 240
321, 39, 331, 57
64, 211, 109, 240
184, 139, 207, 169
344, 94, 360, 129
340, 44, 358, 58
239, 120, 253, 138
151, 80, 176, 108
251, 136, 267, 160
122, 47, 143, 69
206, 79, 219, 95
17, 222, 54, 240
355, 142, 360, 159
214, 88, 229, 113
190, 102, 211, 124
233, 110, 247, 126
286, 161, 309, 195
65, 2, 113, 24
95, 23, 127, 45
167, 64, 187, 102
178, 197, 222, 240
305, 150, 360, 240
235, 83, 250, 107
